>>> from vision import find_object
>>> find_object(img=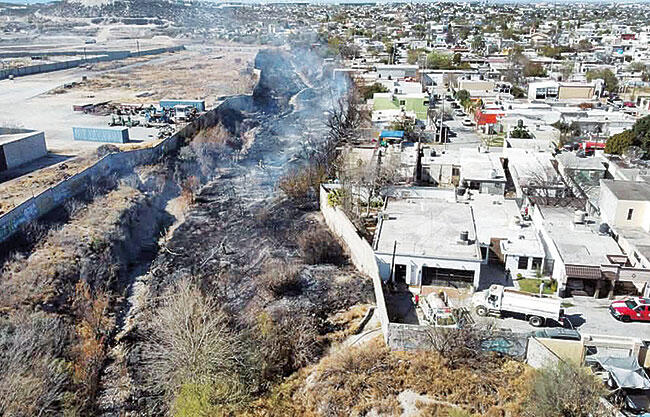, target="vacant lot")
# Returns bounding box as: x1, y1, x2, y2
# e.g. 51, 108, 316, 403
76, 45, 260, 107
